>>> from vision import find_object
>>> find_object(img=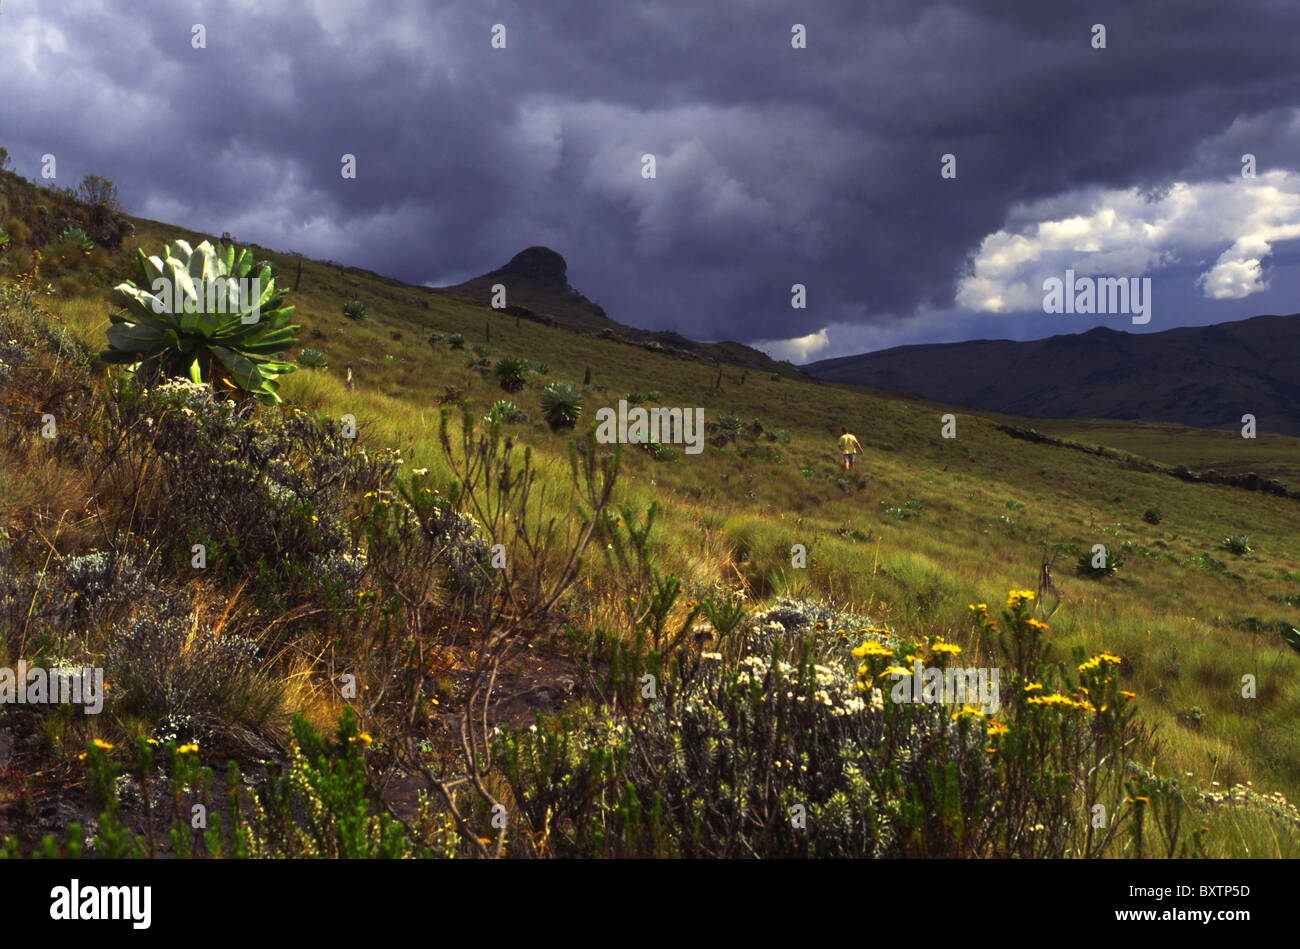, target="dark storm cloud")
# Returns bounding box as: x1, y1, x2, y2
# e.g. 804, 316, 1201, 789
2, 0, 1299, 354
